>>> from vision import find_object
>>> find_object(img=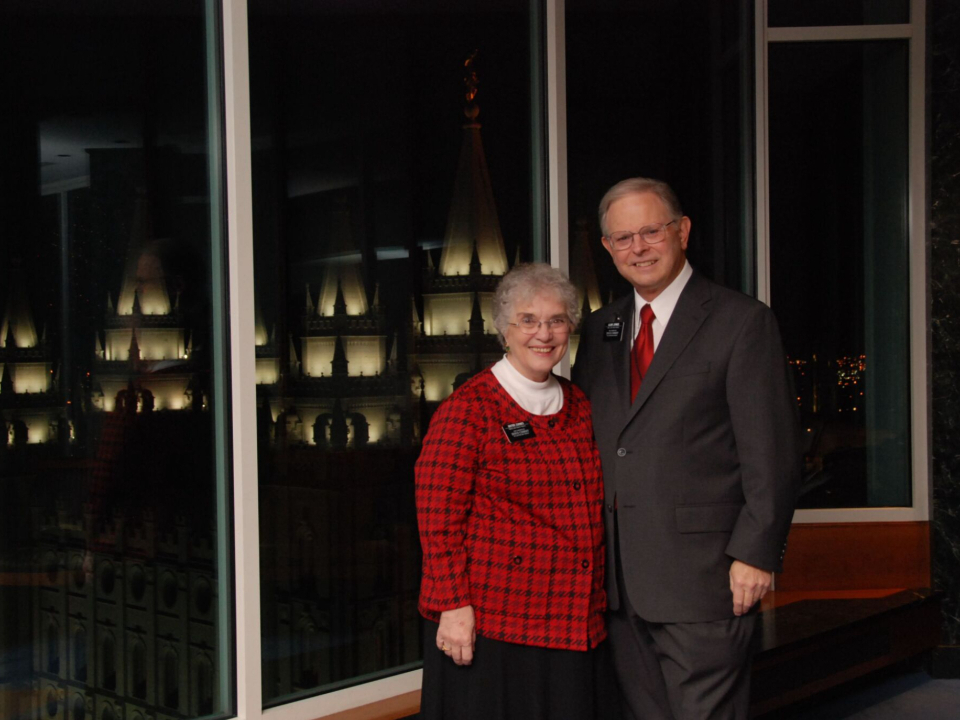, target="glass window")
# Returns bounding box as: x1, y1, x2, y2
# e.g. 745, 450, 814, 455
0, 2, 233, 718
565, 0, 755, 365
247, 0, 545, 706
768, 41, 911, 508
768, 0, 909, 28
